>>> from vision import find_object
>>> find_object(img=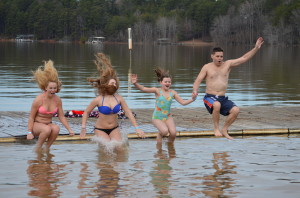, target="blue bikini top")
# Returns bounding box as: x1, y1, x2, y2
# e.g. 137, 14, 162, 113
98, 95, 121, 115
